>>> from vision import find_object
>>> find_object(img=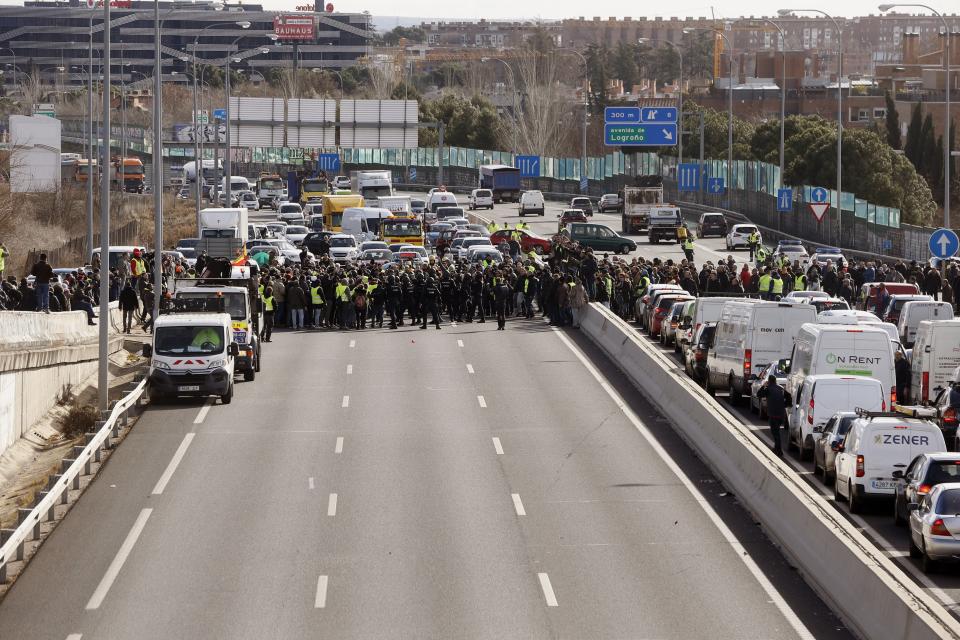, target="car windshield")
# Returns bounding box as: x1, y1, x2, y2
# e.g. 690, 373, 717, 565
280, 205, 301, 213
285, 226, 308, 234
177, 292, 245, 320
383, 220, 423, 235
363, 250, 392, 260
737, 227, 757, 234
936, 489, 960, 515
463, 238, 491, 247
154, 325, 225, 356
330, 237, 355, 248
260, 178, 284, 189
475, 190, 491, 197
